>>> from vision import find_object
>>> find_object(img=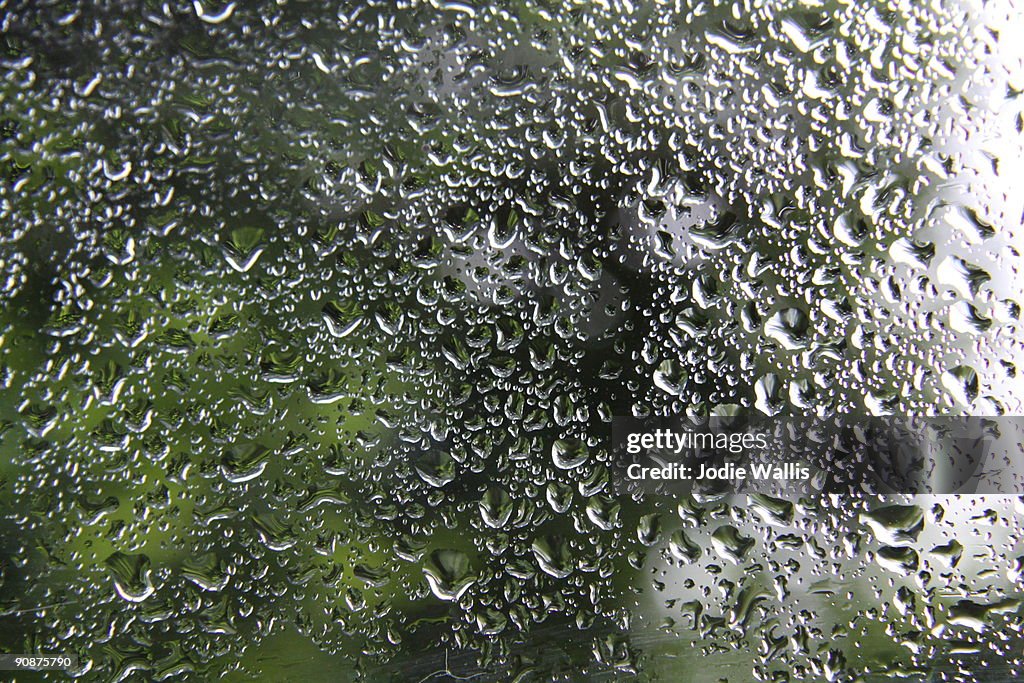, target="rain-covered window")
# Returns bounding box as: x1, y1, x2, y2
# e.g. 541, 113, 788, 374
1, 1, 1023, 680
